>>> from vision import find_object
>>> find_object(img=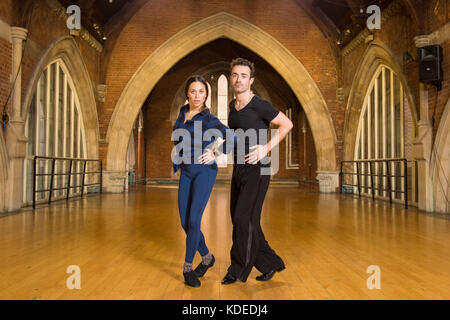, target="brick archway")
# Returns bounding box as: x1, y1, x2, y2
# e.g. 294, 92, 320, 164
105, 12, 337, 192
